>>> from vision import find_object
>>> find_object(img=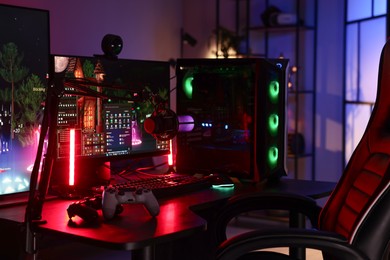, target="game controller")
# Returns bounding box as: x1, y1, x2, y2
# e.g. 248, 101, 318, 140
67, 195, 124, 222
102, 187, 160, 220
67, 195, 101, 223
